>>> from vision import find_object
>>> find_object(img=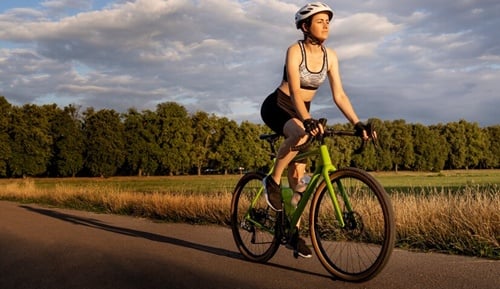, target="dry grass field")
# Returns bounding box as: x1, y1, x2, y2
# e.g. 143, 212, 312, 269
0, 170, 498, 259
